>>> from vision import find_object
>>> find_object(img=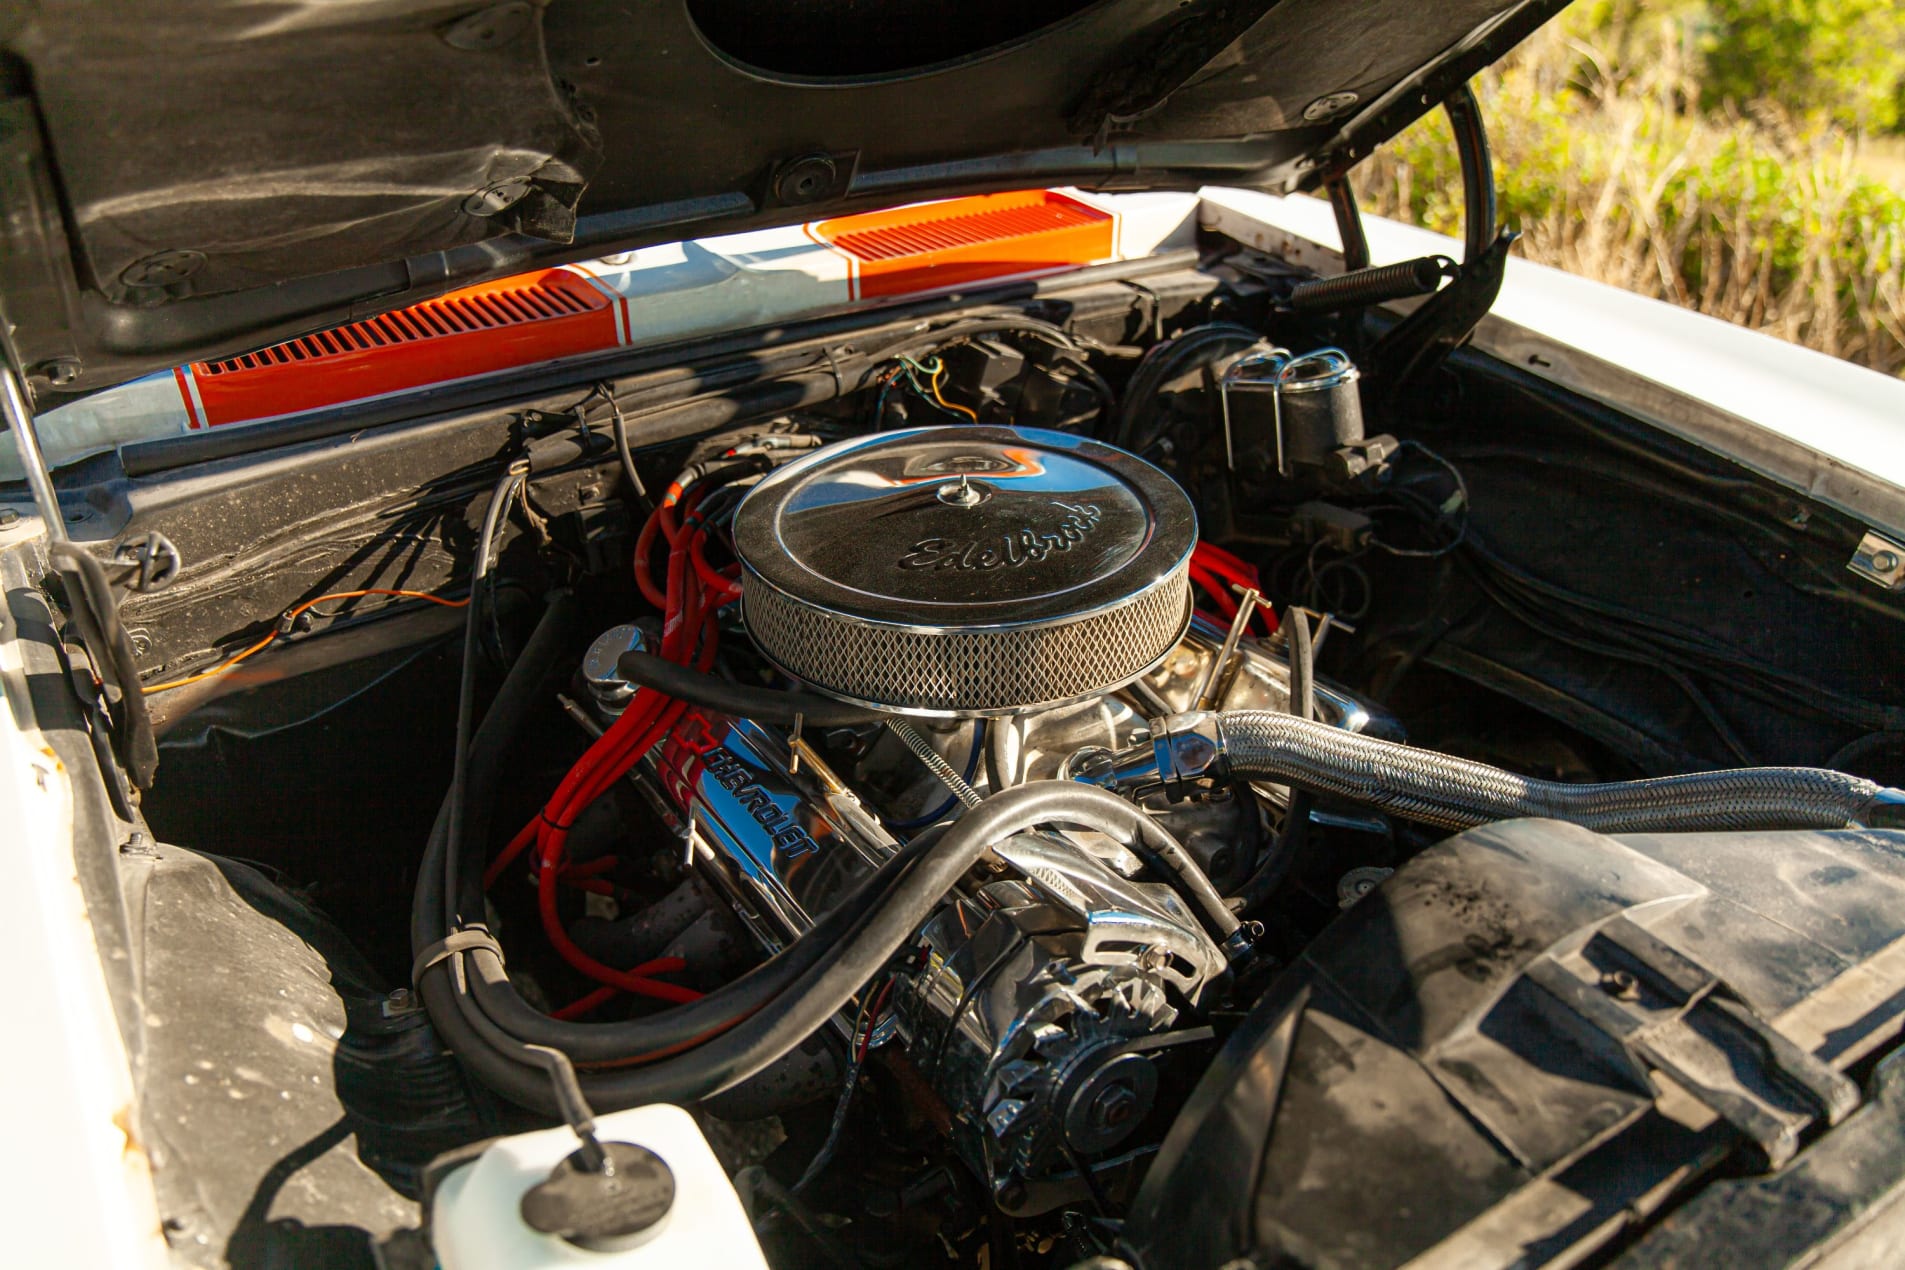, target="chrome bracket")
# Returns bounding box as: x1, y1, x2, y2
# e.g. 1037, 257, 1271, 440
1848, 530, 1905, 591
